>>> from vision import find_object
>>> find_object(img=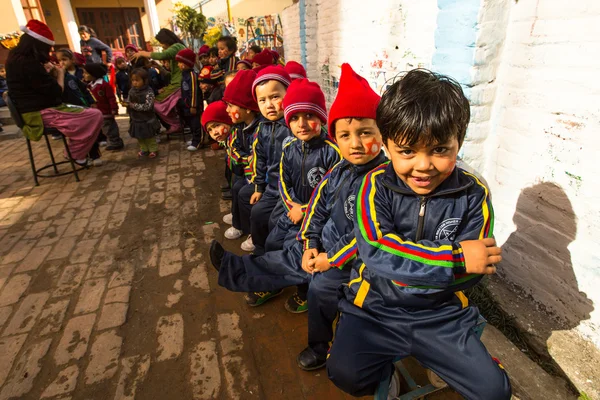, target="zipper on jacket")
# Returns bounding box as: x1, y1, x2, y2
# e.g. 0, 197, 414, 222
415, 197, 427, 241
301, 142, 307, 186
